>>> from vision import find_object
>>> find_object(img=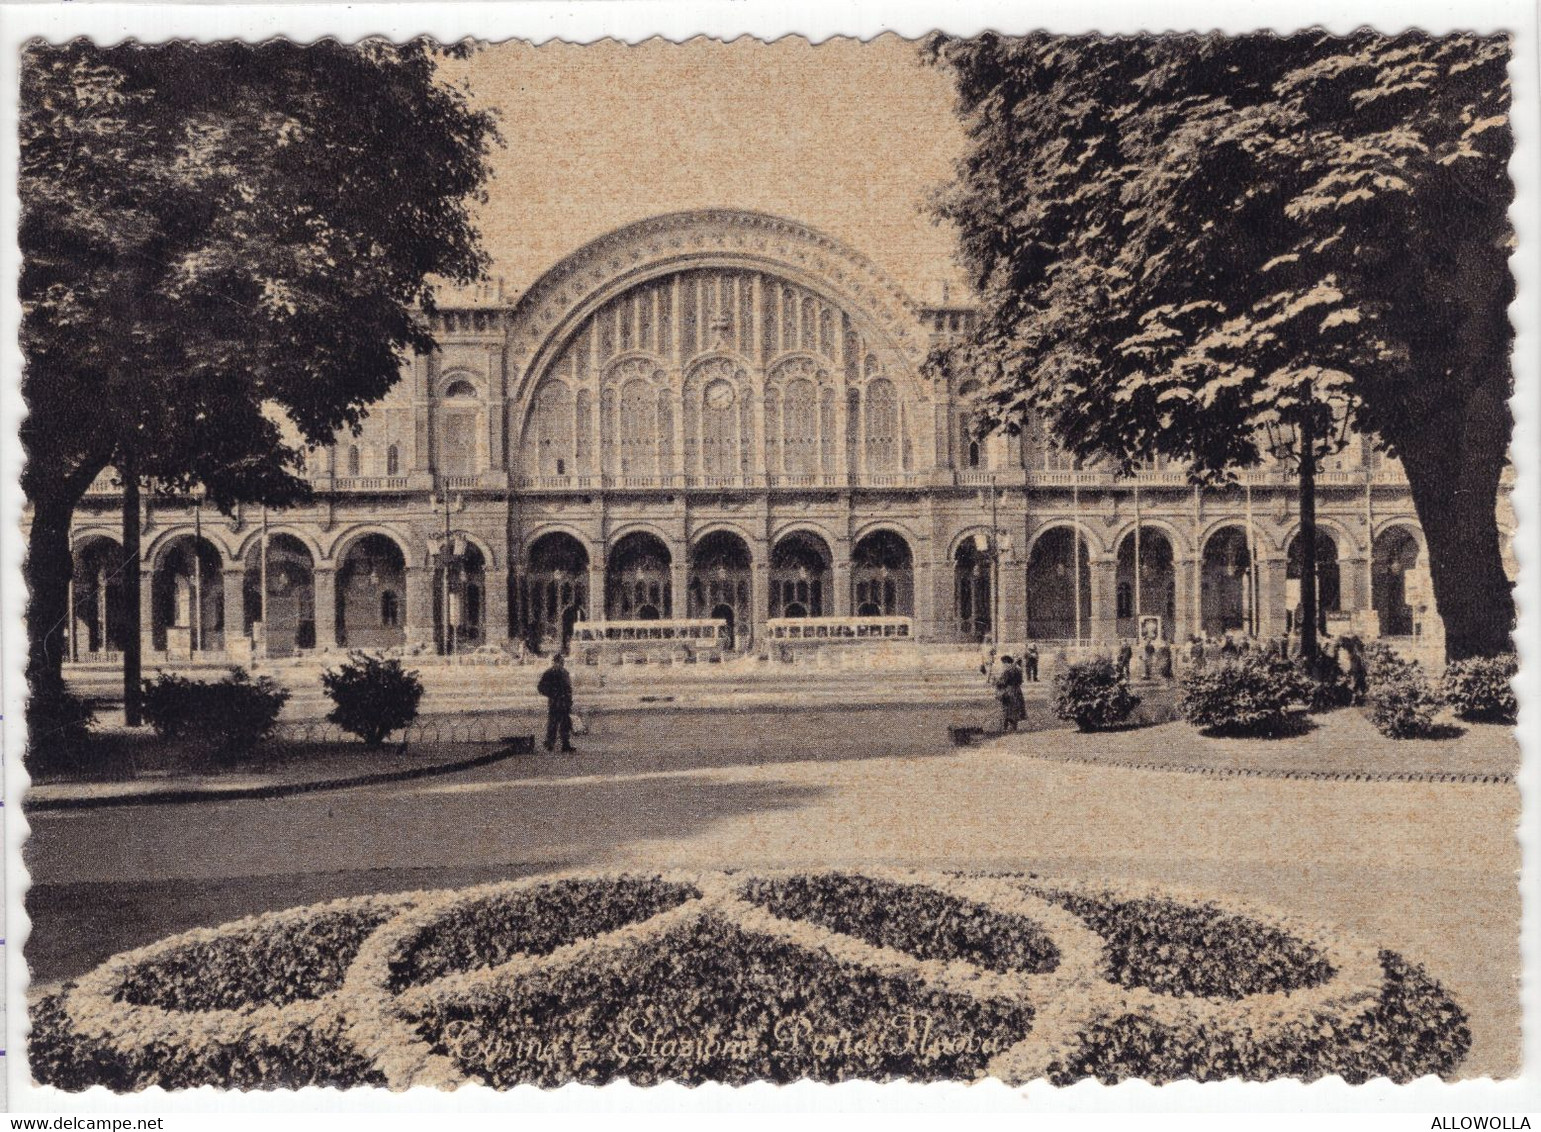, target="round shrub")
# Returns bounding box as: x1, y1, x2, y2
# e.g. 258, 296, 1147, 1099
141, 667, 289, 755
1051, 657, 1141, 732
1365, 668, 1442, 738
322, 651, 424, 747
1178, 653, 1308, 736
26, 688, 97, 776
1441, 654, 1517, 724
1360, 643, 1442, 738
